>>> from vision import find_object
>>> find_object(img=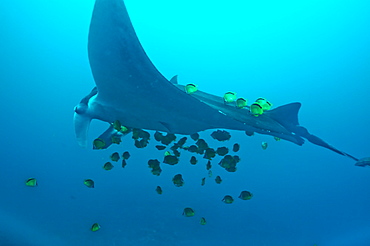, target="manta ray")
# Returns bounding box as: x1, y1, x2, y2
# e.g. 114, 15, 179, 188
74, 0, 369, 166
